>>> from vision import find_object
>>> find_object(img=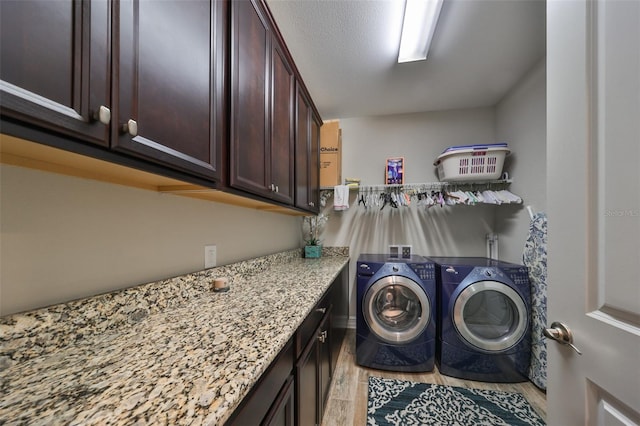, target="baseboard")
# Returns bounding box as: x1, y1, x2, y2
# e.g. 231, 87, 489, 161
347, 316, 356, 329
